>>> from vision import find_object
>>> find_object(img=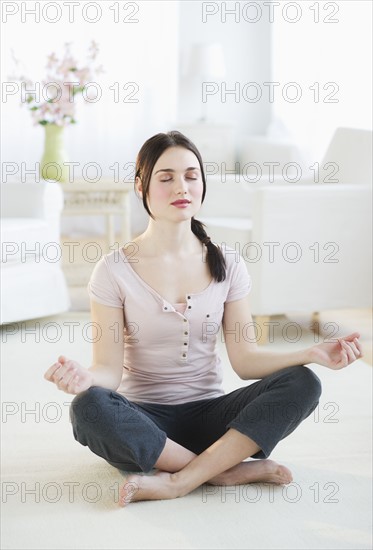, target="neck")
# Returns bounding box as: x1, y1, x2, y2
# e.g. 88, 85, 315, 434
137, 218, 201, 258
